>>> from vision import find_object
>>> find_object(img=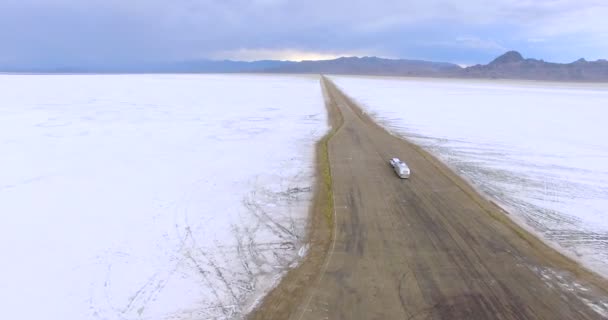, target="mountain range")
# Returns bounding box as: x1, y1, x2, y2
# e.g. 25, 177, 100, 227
3, 51, 608, 82
458, 51, 608, 82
